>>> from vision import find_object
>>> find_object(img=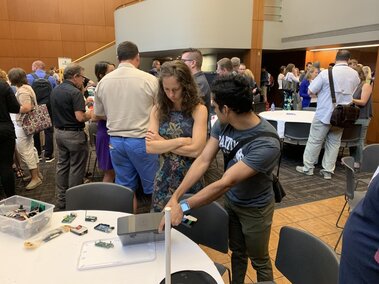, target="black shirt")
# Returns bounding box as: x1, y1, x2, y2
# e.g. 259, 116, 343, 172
0, 80, 19, 140
50, 80, 86, 129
